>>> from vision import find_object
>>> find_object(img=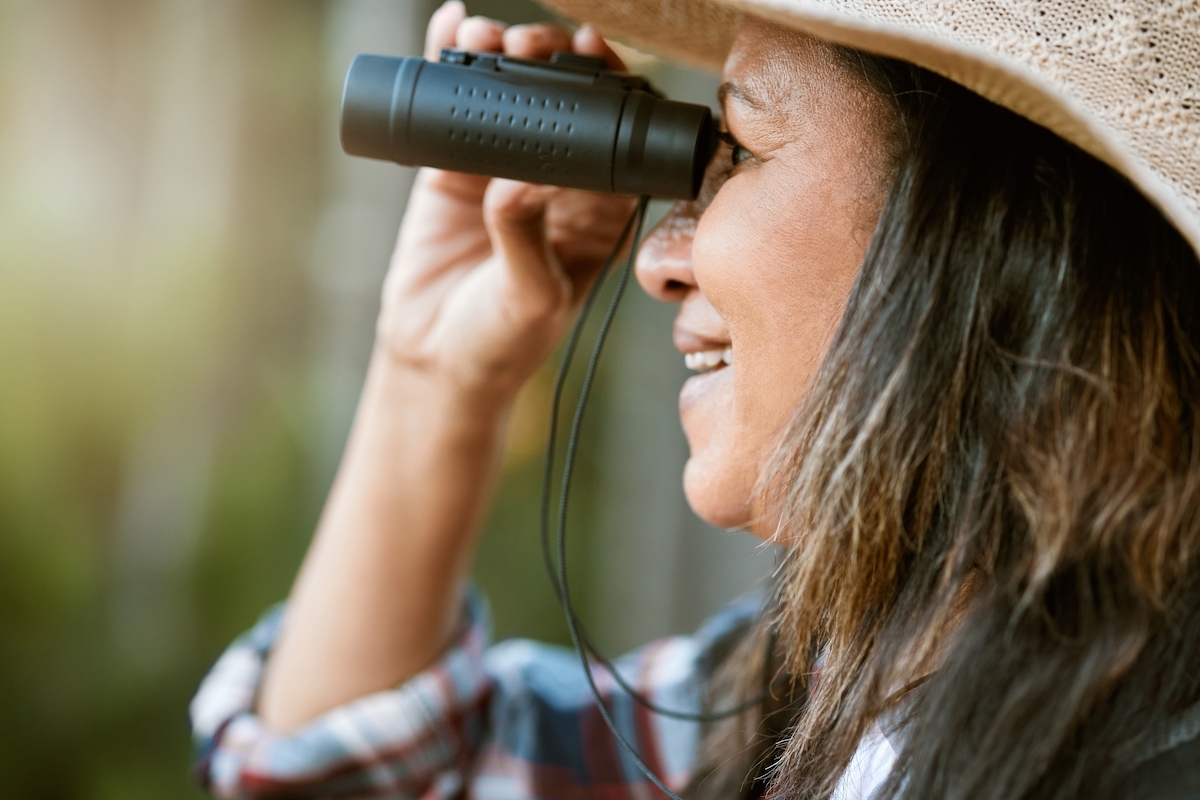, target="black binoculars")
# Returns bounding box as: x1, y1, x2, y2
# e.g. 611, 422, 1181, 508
340, 48, 718, 200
